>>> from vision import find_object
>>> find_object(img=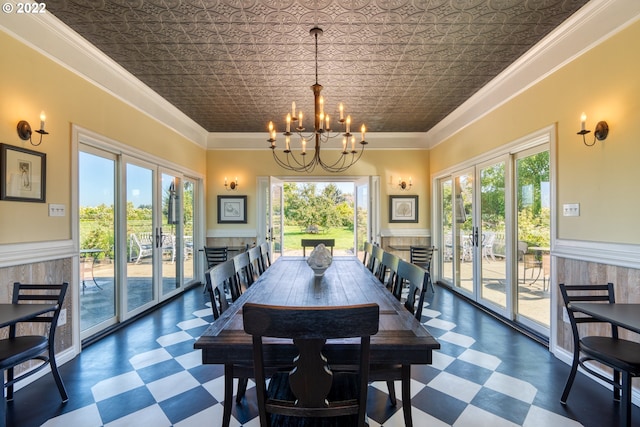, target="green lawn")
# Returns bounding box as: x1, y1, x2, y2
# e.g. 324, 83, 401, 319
283, 226, 355, 250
